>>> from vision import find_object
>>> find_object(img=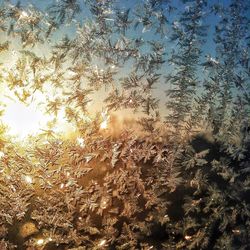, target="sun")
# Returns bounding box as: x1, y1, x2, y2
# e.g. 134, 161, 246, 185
1, 99, 52, 139
1, 94, 77, 140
